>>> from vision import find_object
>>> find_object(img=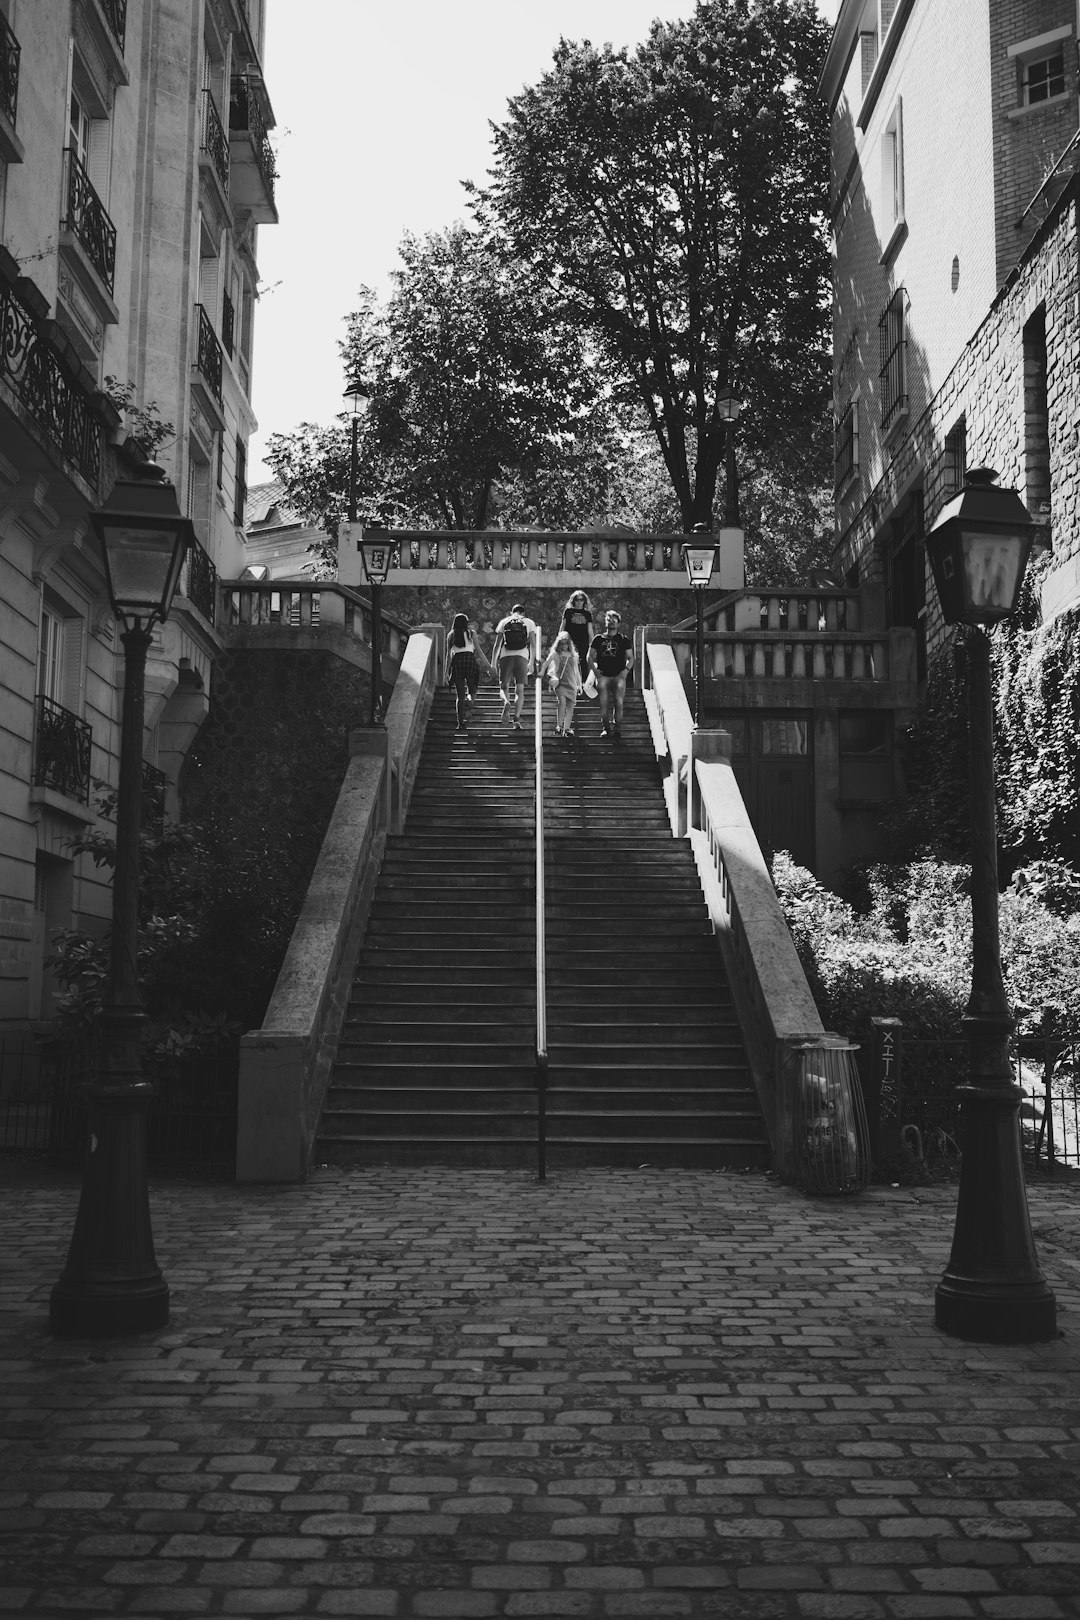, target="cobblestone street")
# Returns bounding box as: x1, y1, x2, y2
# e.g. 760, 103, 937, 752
3, 1163, 1080, 1617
